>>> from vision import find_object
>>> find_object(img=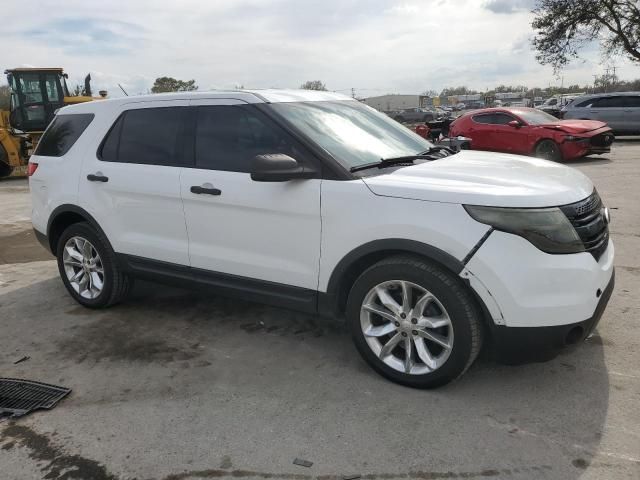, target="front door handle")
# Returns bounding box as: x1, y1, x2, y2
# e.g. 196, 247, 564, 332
190, 185, 221, 196
87, 174, 109, 182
